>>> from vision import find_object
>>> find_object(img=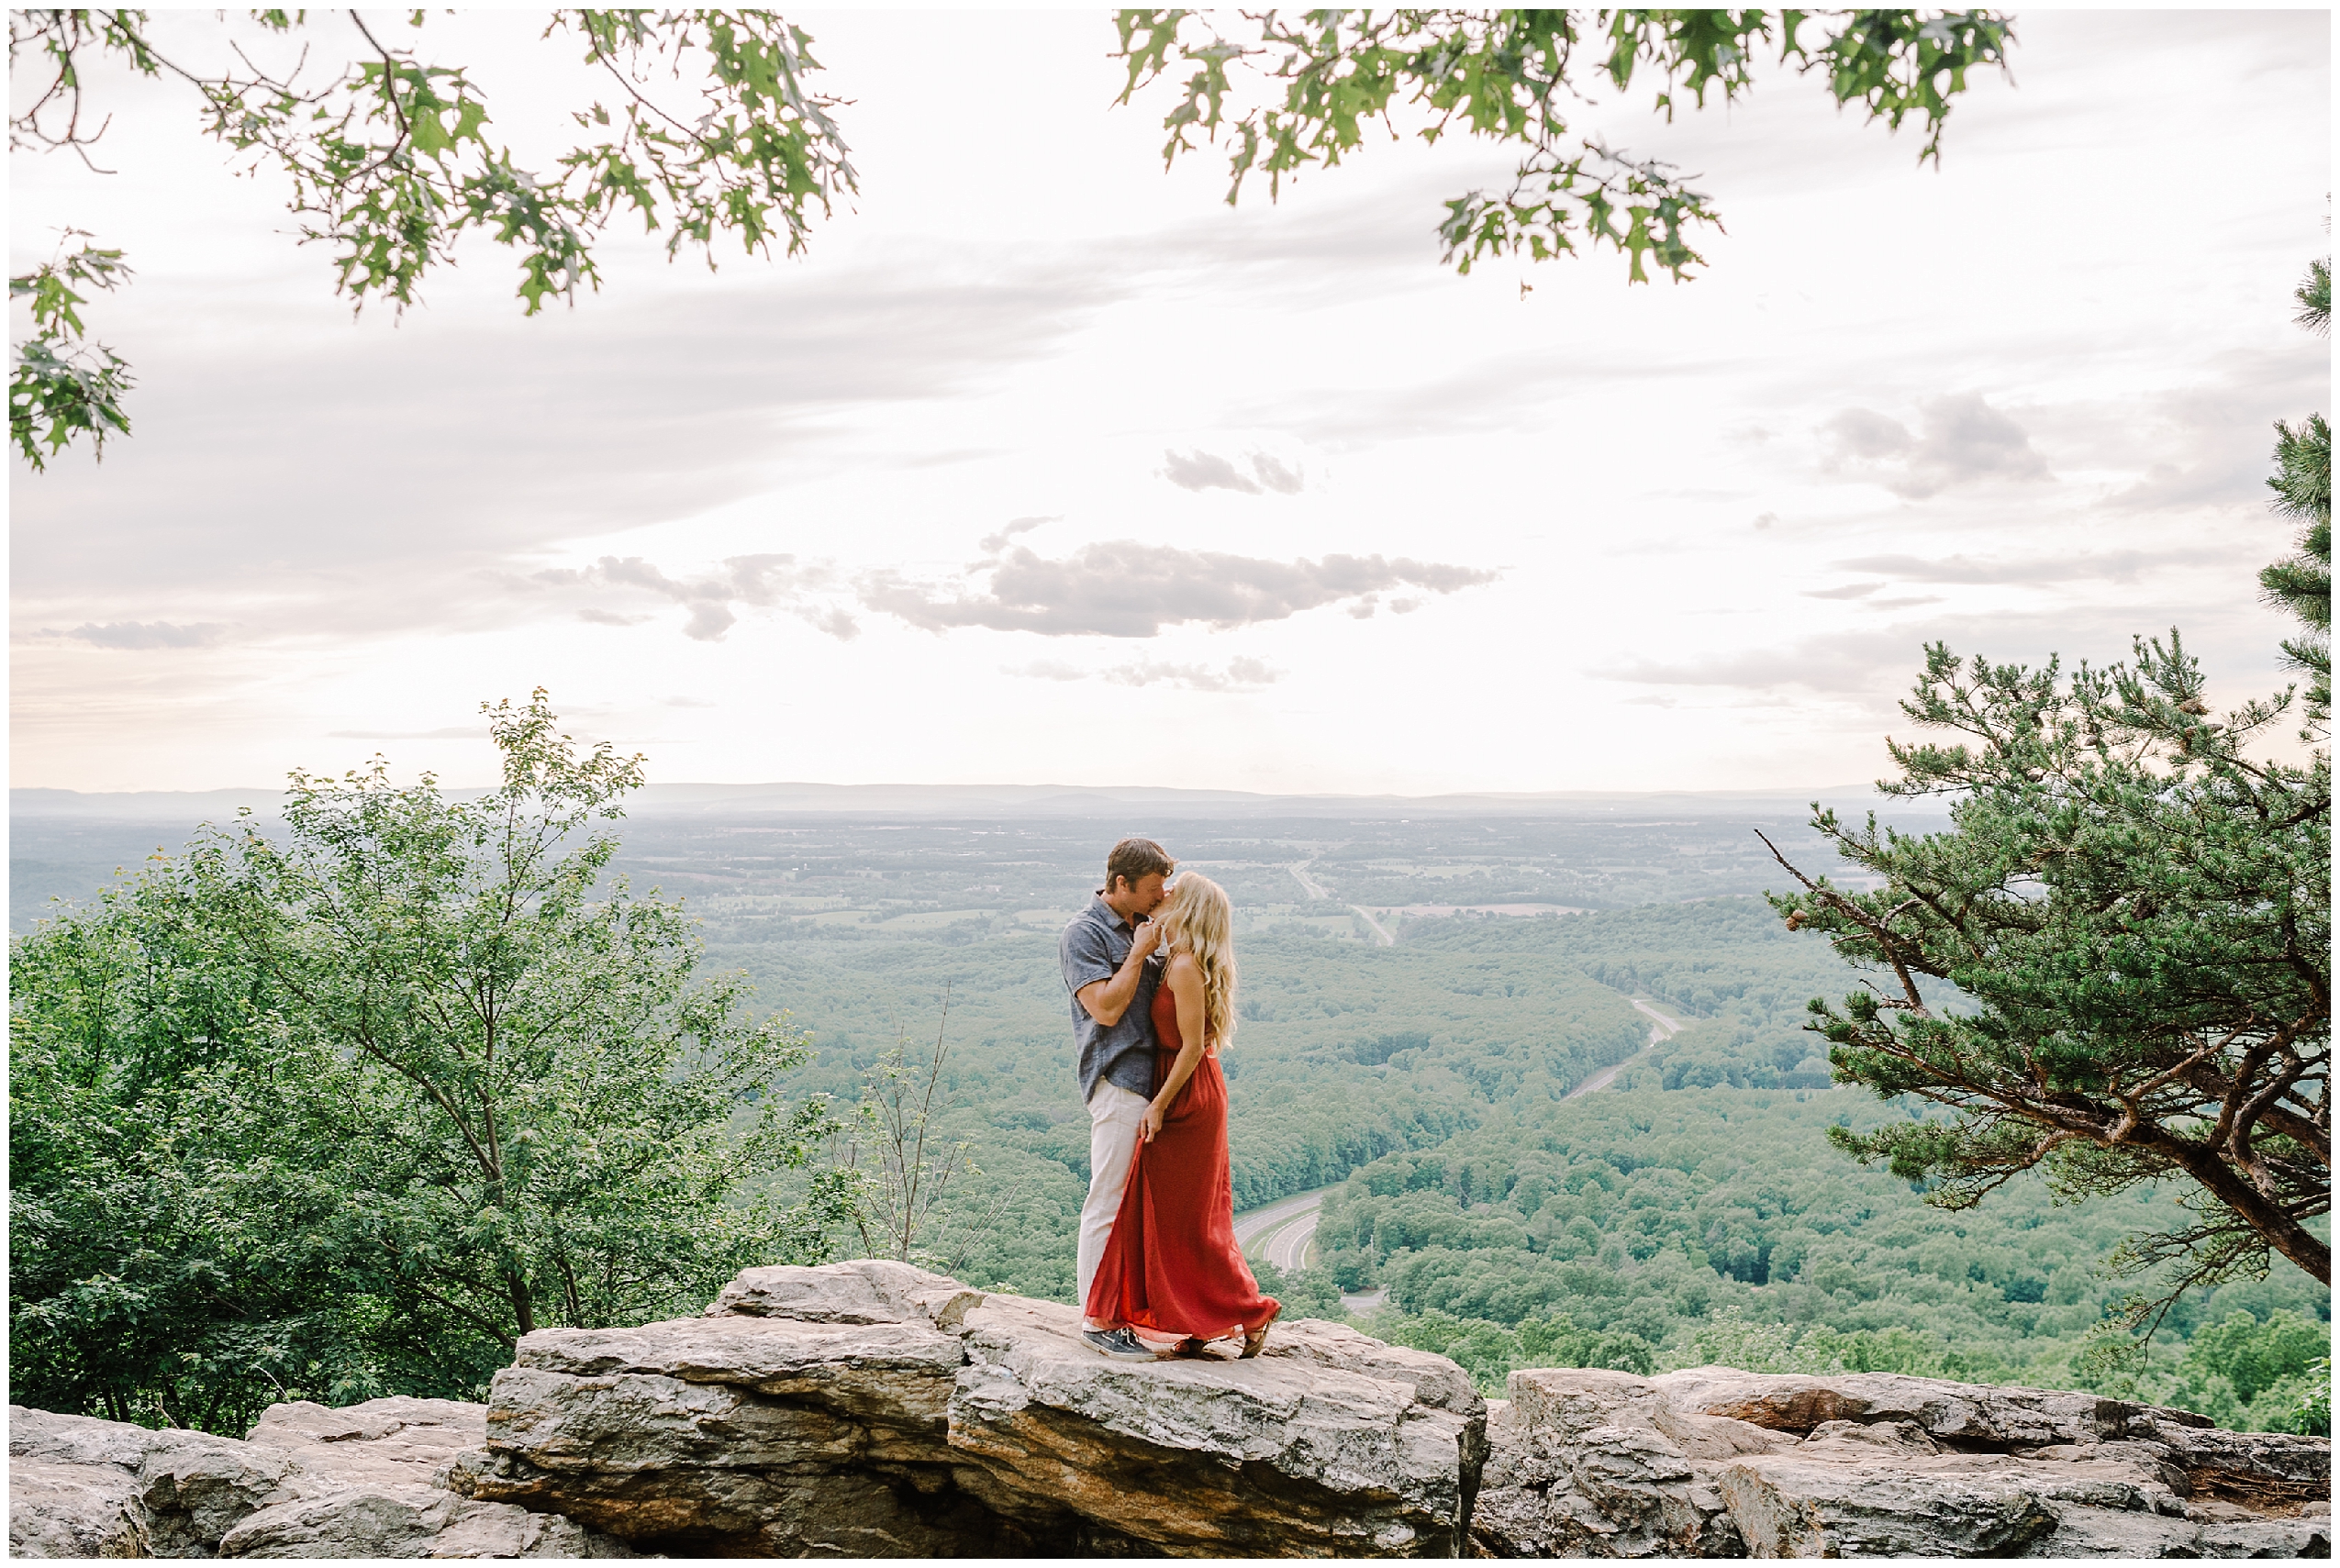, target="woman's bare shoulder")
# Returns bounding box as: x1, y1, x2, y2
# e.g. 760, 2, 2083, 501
1164, 948, 1203, 980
